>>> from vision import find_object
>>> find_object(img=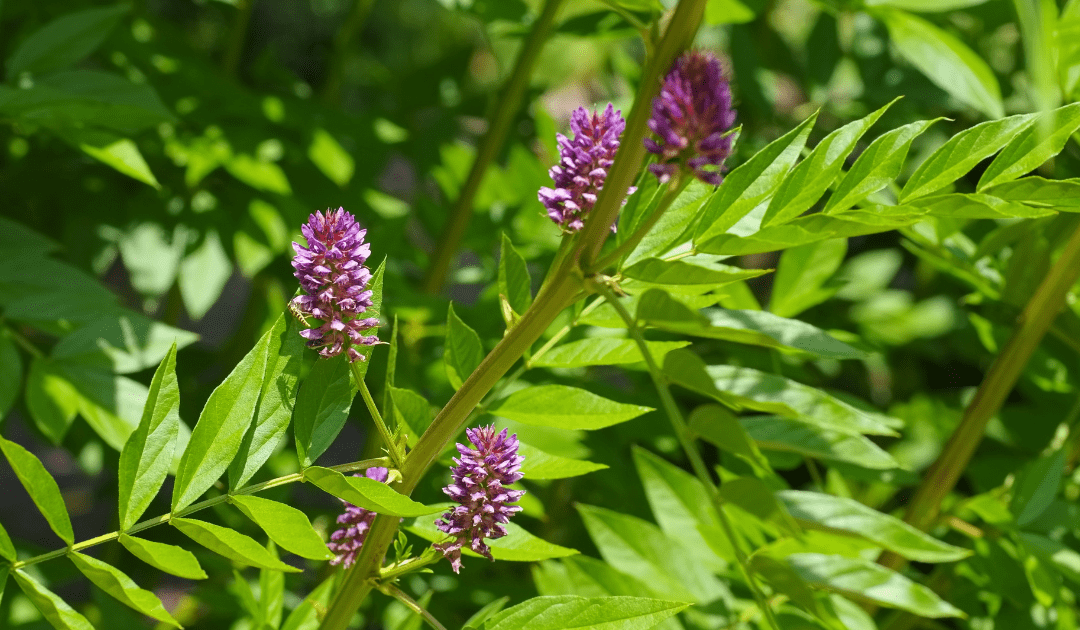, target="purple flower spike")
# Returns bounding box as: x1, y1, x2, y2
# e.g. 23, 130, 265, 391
433, 425, 525, 573
644, 51, 736, 186
327, 467, 390, 568
290, 207, 379, 362
538, 104, 636, 233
